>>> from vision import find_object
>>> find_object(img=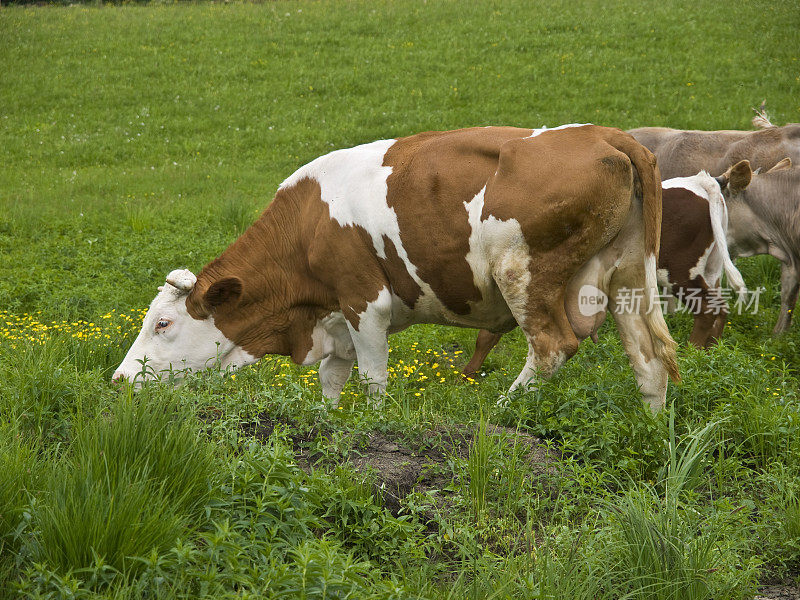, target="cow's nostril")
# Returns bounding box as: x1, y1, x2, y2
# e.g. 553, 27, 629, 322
112, 372, 127, 384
